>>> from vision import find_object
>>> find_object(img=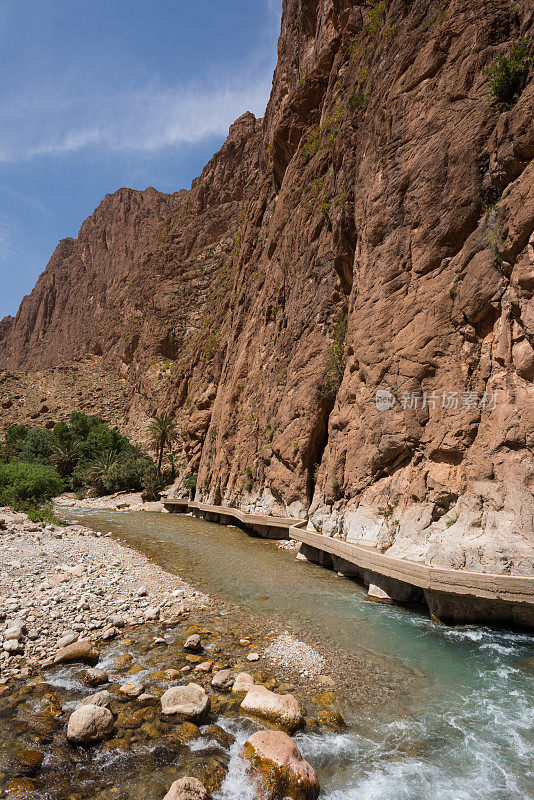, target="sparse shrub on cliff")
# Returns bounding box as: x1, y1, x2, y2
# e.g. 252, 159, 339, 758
367, 1, 386, 36
378, 502, 399, 549
183, 472, 197, 496
485, 38, 530, 104
320, 313, 348, 397
348, 71, 372, 111
321, 202, 332, 223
